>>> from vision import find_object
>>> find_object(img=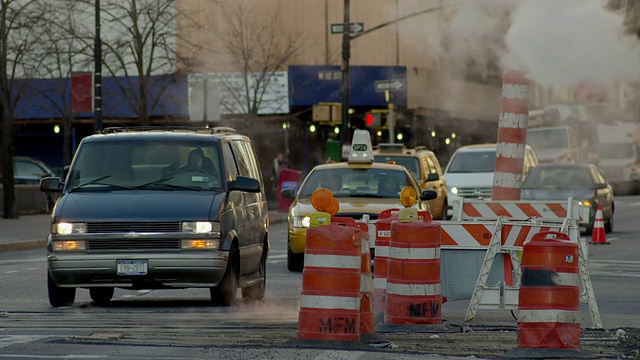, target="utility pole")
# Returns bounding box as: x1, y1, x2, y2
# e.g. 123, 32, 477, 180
94, 0, 102, 133
340, 0, 350, 144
